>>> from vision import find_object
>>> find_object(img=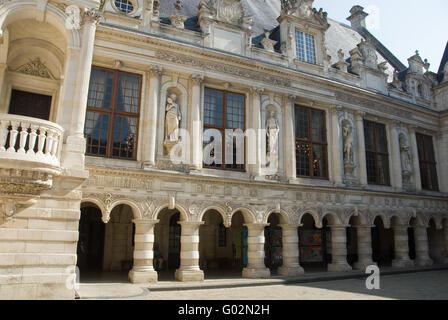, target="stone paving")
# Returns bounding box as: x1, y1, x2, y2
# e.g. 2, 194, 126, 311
78, 270, 448, 300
